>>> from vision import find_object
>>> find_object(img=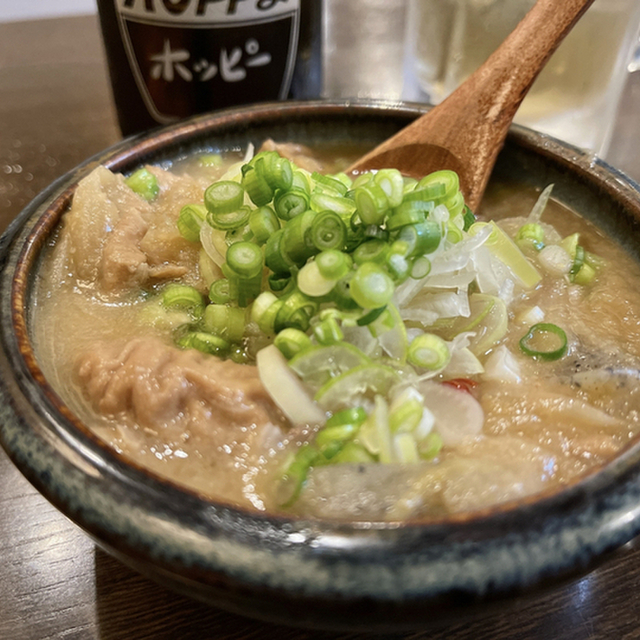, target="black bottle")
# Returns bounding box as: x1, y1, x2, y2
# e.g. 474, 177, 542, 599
97, 0, 323, 136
